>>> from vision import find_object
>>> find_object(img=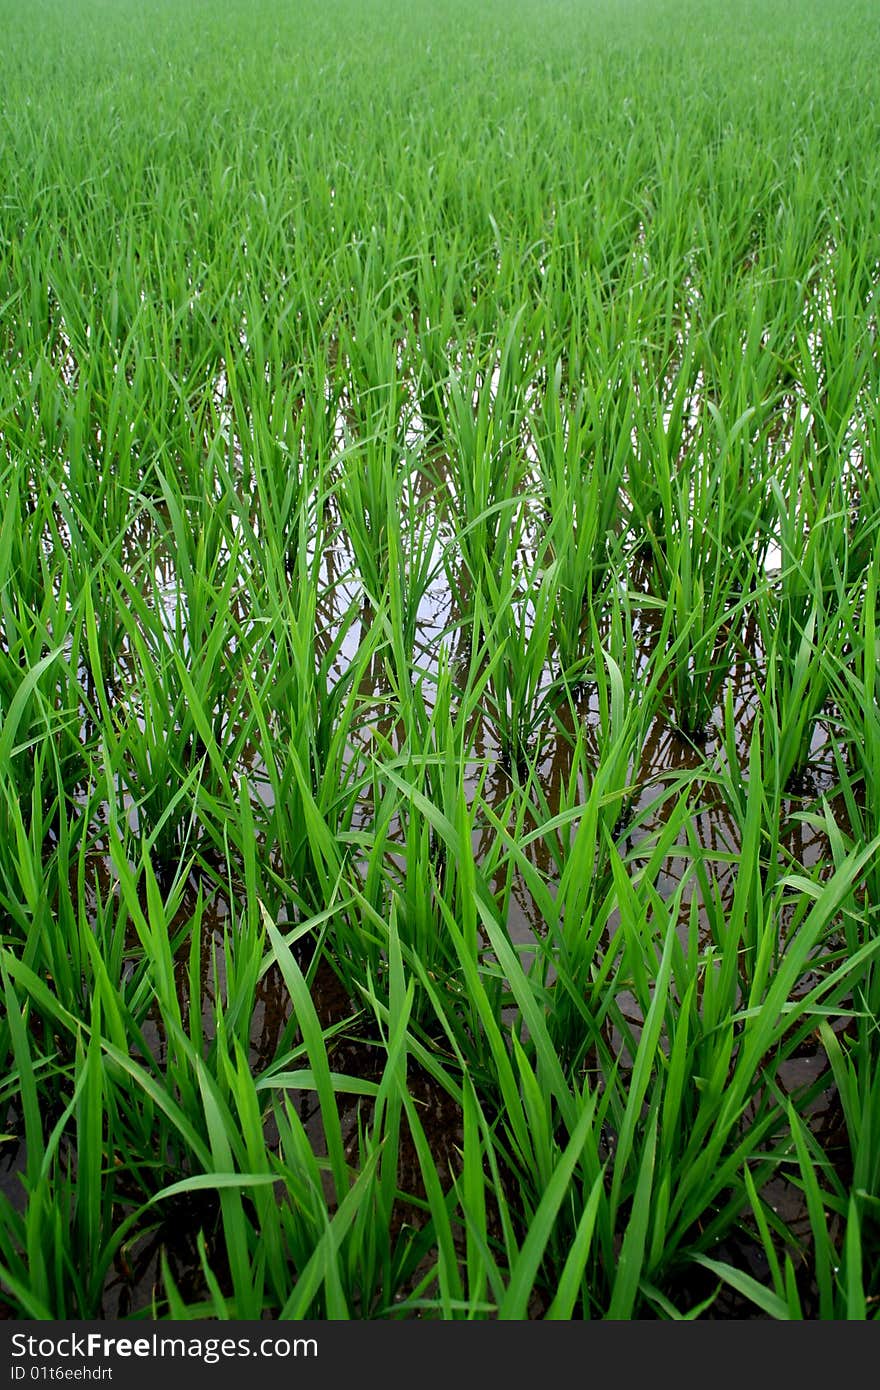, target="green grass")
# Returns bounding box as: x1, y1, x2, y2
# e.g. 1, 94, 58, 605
2, 0, 880, 1321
